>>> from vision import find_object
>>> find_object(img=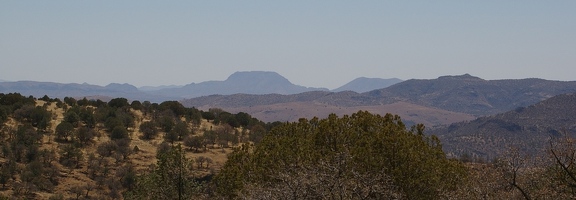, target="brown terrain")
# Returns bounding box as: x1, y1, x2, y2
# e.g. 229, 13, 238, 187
183, 74, 576, 128
0, 100, 232, 199
203, 101, 476, 127
431, 93, 576, 160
